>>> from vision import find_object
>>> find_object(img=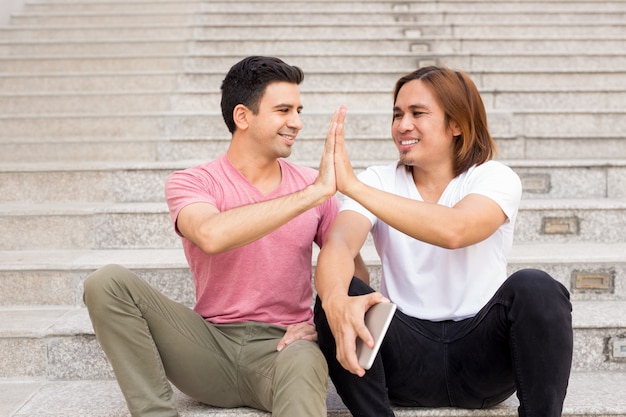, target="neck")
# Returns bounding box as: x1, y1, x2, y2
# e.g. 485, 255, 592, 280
408, 163, 454, 203
226, 146, 282, 195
